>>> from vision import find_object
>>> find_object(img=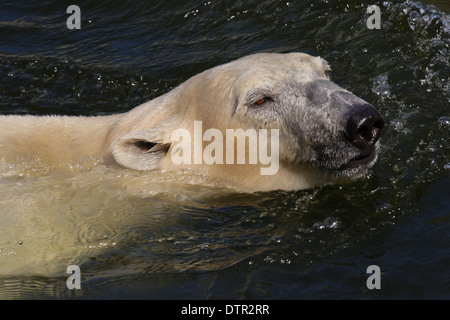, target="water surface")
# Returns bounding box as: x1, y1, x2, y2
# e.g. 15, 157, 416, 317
0, 0, 449, 299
